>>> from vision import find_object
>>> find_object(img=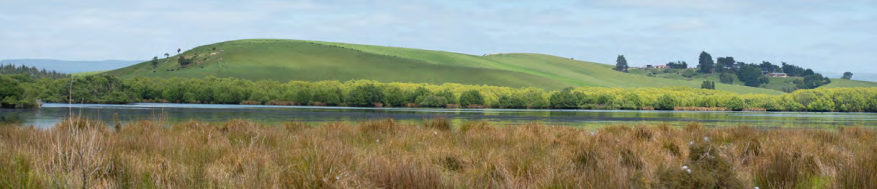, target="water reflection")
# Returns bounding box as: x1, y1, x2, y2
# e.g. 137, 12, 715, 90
0, 103, 874, 129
